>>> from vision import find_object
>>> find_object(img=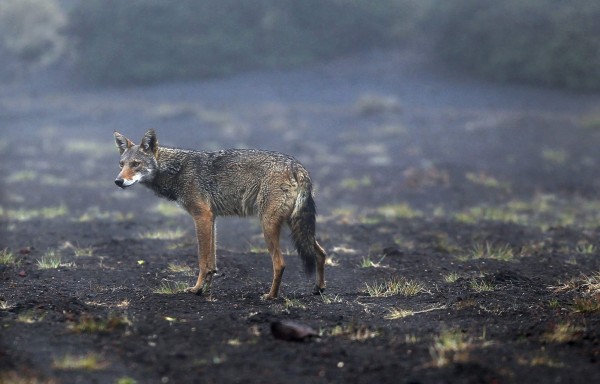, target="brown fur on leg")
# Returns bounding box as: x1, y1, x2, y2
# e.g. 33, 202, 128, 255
185, 200, 215, 295
262, 217, 286, 299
